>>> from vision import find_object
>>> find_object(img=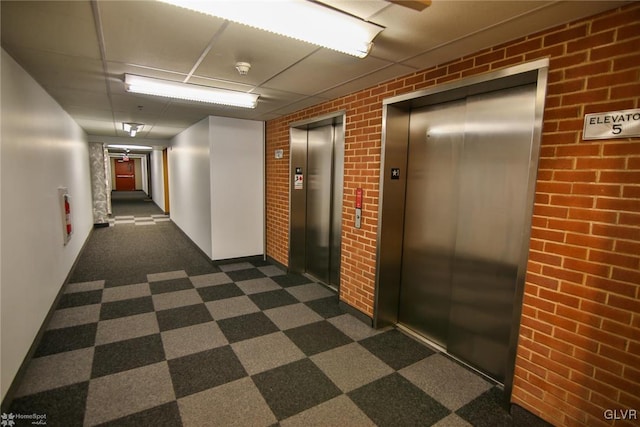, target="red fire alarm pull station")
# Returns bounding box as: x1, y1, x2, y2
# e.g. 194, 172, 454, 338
355, 188, 363, 229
